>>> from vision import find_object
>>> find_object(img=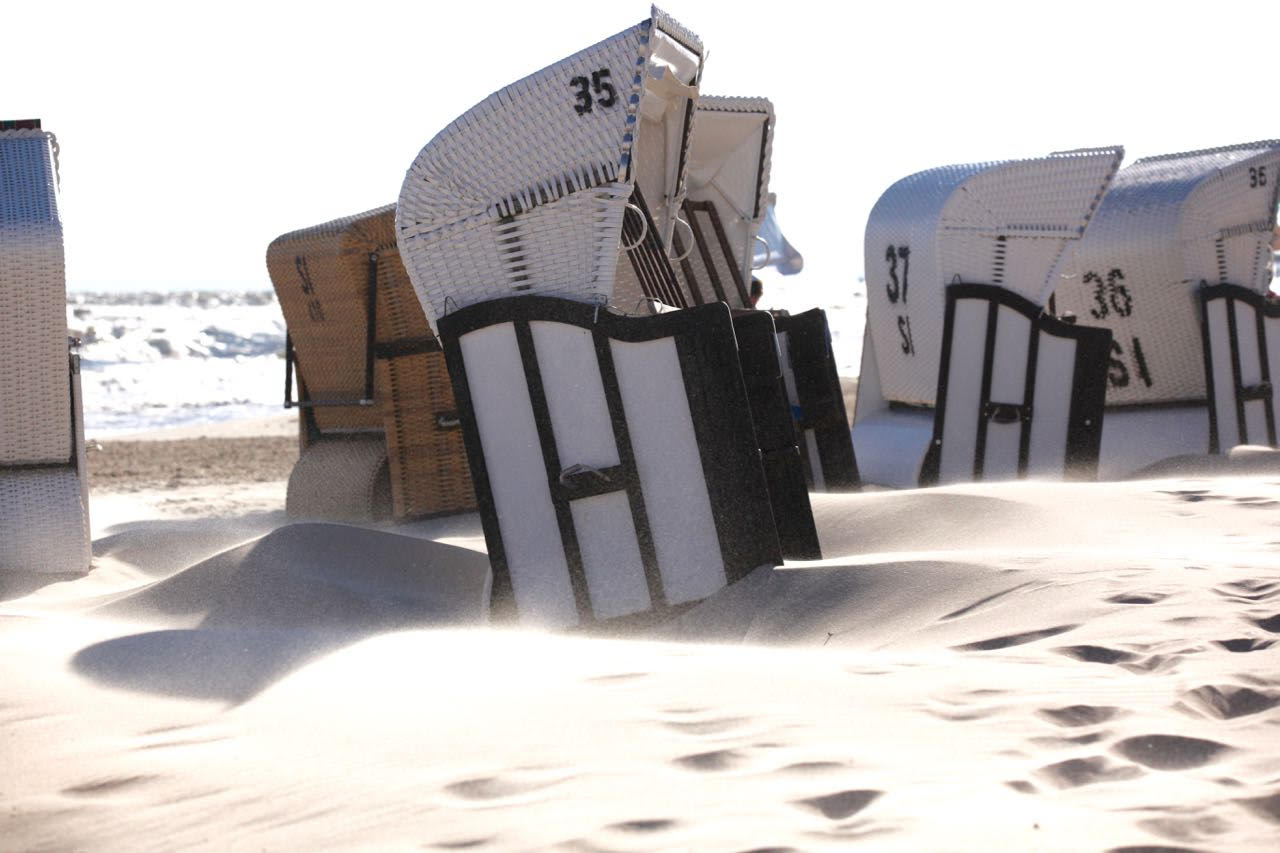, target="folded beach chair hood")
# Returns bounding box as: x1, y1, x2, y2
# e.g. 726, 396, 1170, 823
396, 7, 703, 330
